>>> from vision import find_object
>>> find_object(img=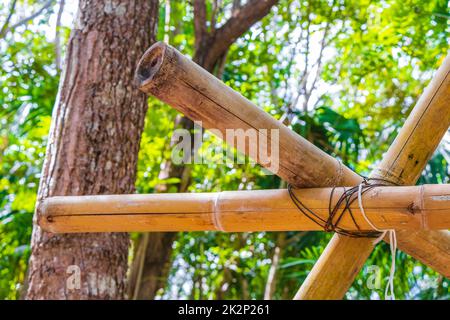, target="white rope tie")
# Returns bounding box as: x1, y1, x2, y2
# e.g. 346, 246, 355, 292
211, 192, 226, 232
358, 183, 396, 300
